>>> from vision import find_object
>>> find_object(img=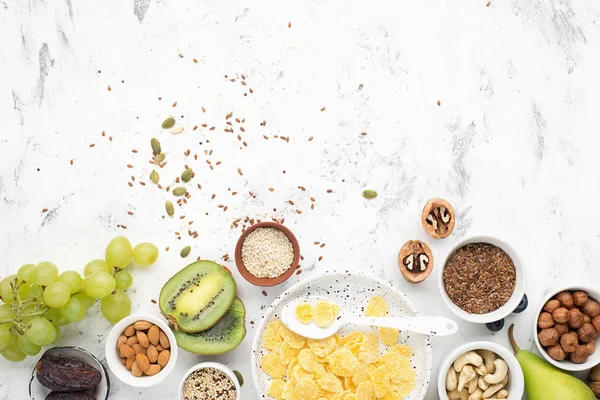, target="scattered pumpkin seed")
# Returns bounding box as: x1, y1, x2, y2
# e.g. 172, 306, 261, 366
154, 153, 165, 164
233, 370, 244, 386
165, 200, 174, 216
173, 187, 187, 196
161, 117, 176, 129
151, 138, 161, 154
362, 189, 378, 199
180, 246, 191, 258
150, 170, 159, 184
181, 168, 193, 182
